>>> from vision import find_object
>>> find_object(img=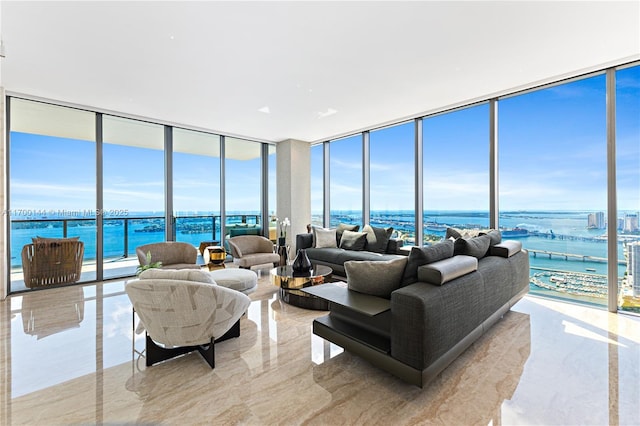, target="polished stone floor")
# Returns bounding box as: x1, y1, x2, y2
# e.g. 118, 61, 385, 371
1, 271, 639, 425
